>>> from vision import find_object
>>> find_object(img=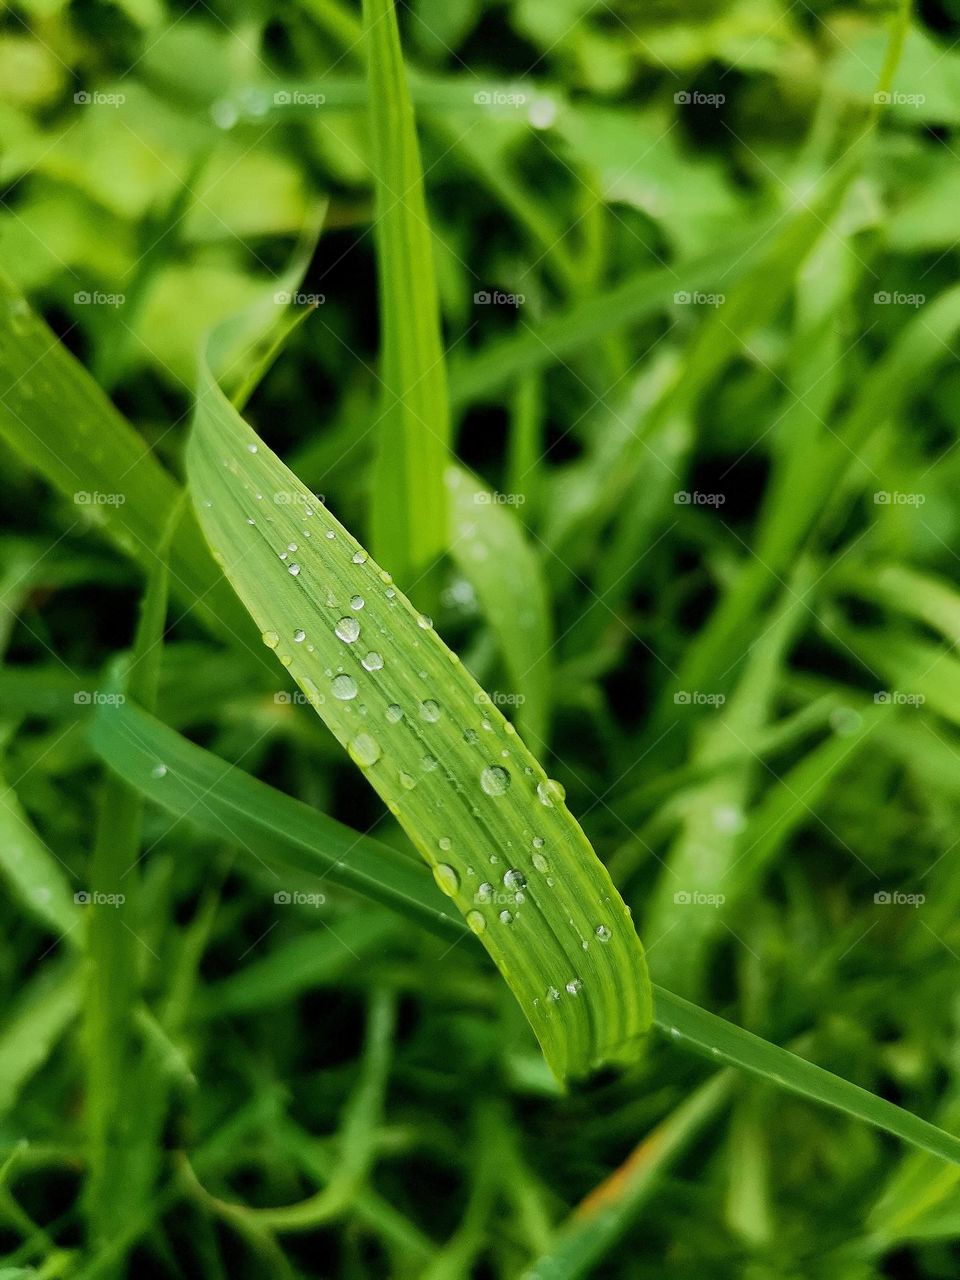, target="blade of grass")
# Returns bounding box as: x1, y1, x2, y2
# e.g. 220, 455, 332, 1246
91, 694, 960, 1166
186, 333, 652, 1082
0, 960, 82, 1116
364, 0, 449, 588
446, 464, 552, 746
